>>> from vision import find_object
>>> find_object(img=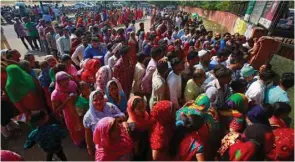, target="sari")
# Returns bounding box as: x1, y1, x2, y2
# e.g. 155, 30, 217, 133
5, 65, 36, 103
150, 101, 175, 152
94, 117, 133, 161
5, 65, 46, 116
176, 94, 220, 160
51, 71, 84, 146
95, 65, 112, 93
127, 96, 152, 131
83, 90, 125, 132
176, 132, 205, 161
105, 79, 127, 113
219, 93, 248, 133
269, 116, 287, 129
267, 128, 294, 161
228, 124, 274, 161
127, 96, 152, 160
